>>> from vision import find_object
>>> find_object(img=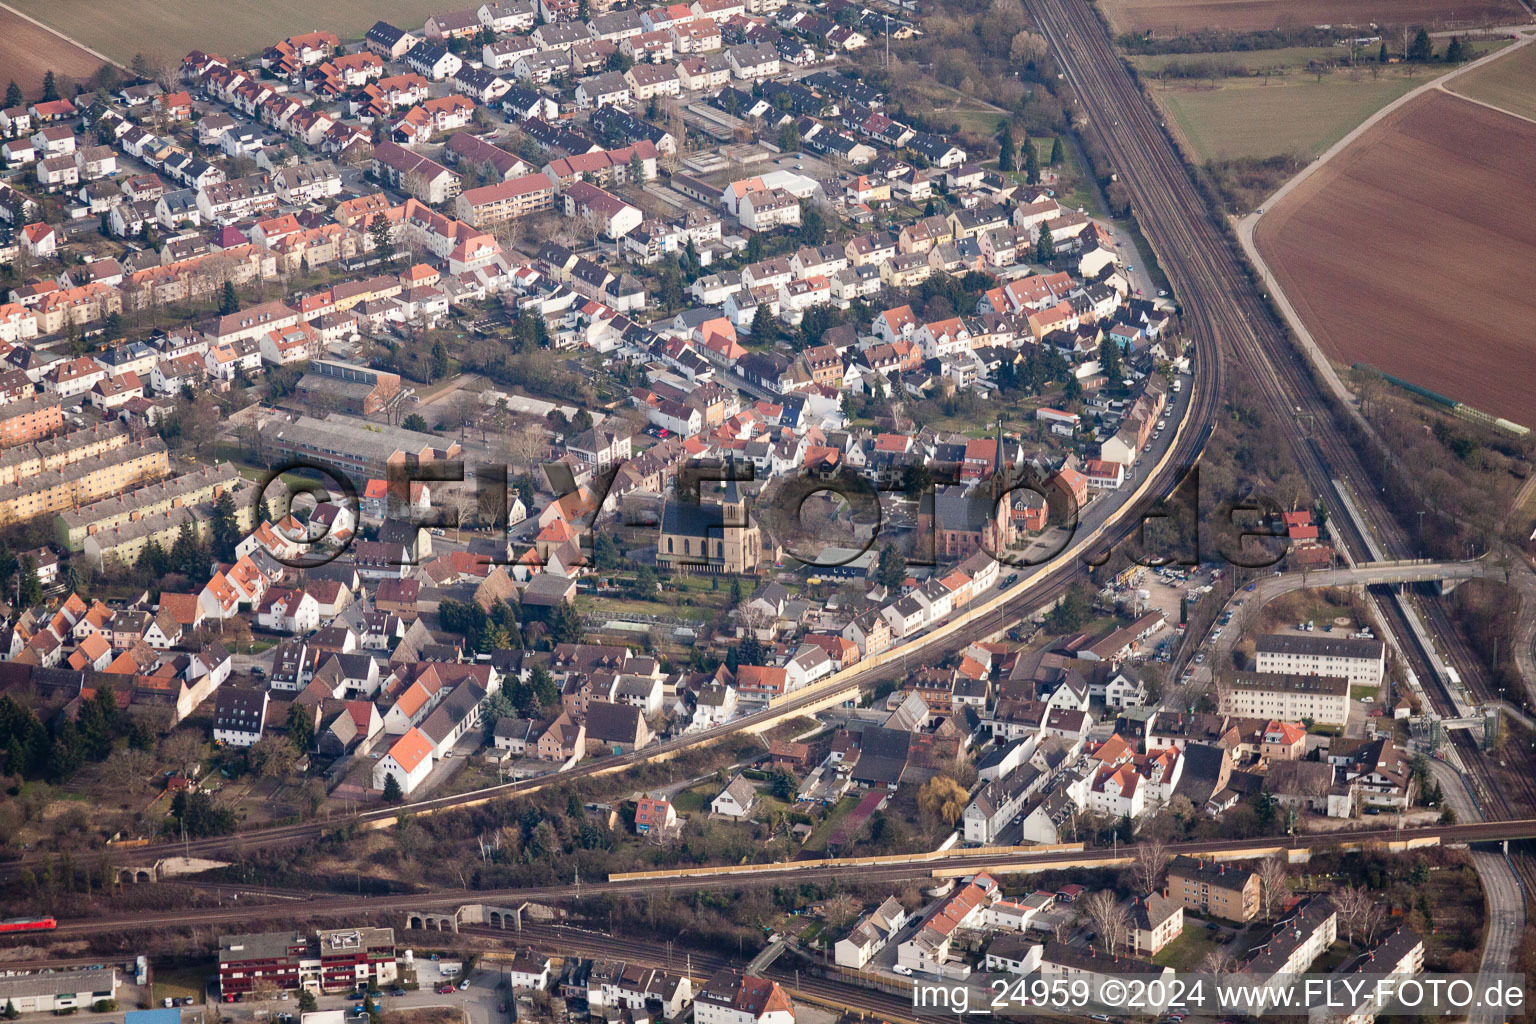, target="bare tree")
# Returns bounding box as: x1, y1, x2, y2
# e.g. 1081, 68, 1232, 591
1359, 899, 1386, 945
504, 423, 545, 477
1052, 916, 1073, 944
99, 748, 153, 793
1133, 835, 1170, 895
1257, 856, 1290, 921
1331, 885, 1372, 945
735, 601, 777, 642
1081, 889, 1131, 957
160, 730, 207, 777
491, 214, 526, 252
1199, 949, 1237, 975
